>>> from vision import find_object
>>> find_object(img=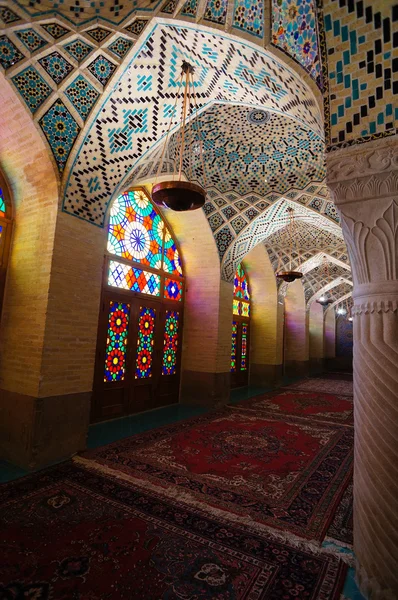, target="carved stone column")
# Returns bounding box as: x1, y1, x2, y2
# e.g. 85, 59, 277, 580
327, 135, 398, 599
